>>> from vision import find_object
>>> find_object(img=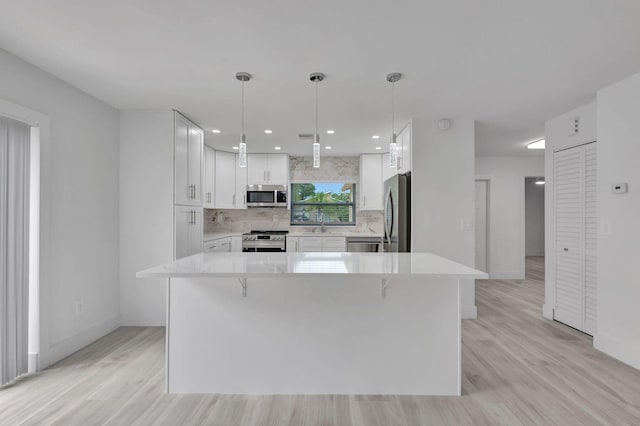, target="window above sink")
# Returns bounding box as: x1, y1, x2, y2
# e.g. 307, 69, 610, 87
290, 182, 356, 226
